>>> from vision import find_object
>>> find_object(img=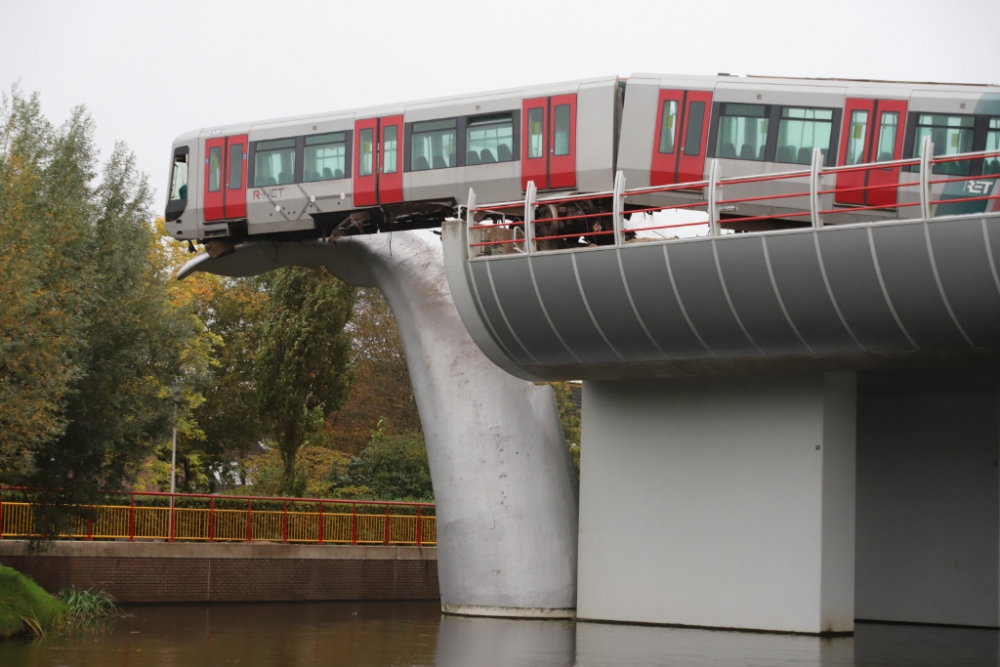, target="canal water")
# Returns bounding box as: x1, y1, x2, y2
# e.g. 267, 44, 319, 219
0, 601, 996, 666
